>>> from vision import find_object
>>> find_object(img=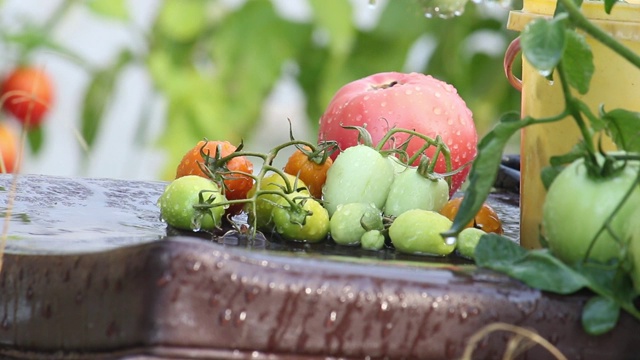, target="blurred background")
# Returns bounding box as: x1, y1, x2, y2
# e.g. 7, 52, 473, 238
0, 0, 521, 181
